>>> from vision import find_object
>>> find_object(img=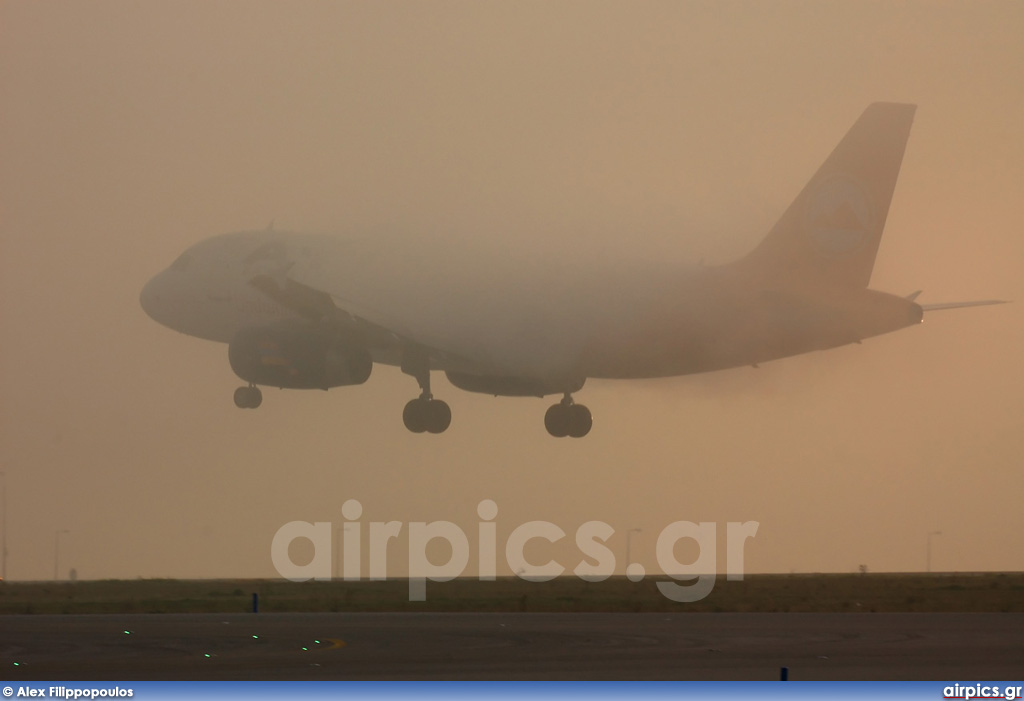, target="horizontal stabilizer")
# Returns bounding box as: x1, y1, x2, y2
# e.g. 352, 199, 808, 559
920, 299, 1009, 312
